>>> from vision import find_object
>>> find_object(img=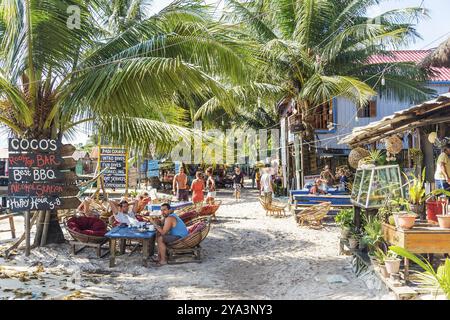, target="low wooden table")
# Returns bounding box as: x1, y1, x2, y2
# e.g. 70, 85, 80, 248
106, 226, 156, 267
382, 222, 450, 280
